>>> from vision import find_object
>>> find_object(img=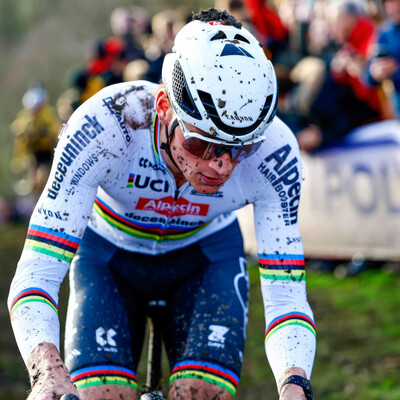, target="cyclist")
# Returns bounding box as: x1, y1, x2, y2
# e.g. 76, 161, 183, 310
8, 9, 316, 400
